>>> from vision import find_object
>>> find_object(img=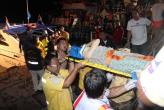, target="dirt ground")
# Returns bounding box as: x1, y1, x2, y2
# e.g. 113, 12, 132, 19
0, 66, 47, 110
